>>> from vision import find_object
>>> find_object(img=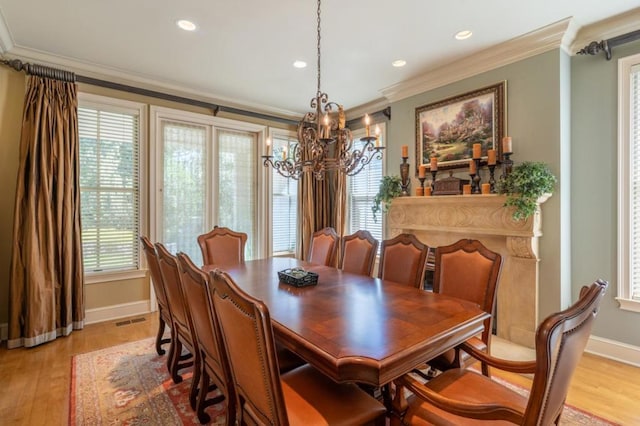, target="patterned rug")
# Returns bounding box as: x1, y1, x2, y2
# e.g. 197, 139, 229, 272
70, 338, 618, 425
70, 338, 226, 425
